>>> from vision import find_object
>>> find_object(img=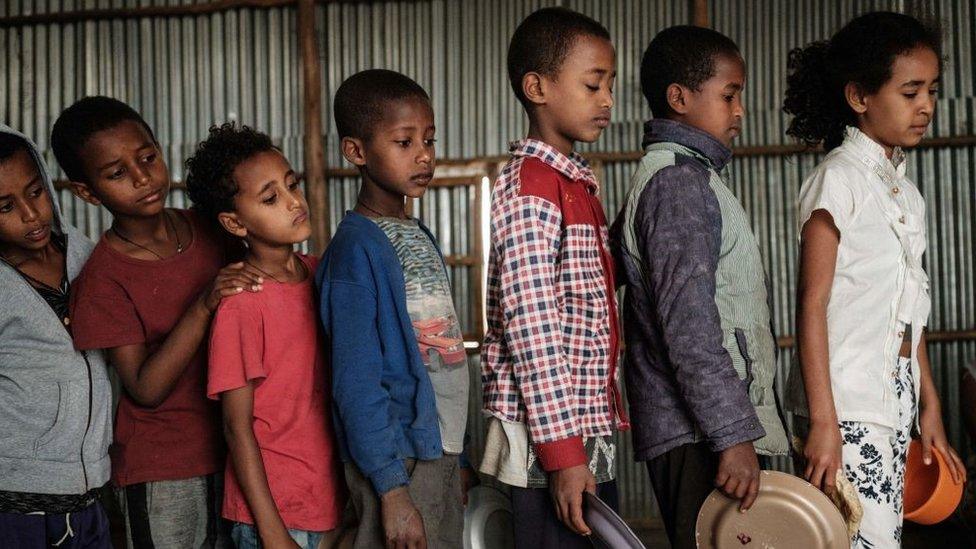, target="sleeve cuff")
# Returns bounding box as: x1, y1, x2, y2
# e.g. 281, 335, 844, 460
706, 415, 766, 453
533, 436, 587, 472
368, 460, 410, 495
